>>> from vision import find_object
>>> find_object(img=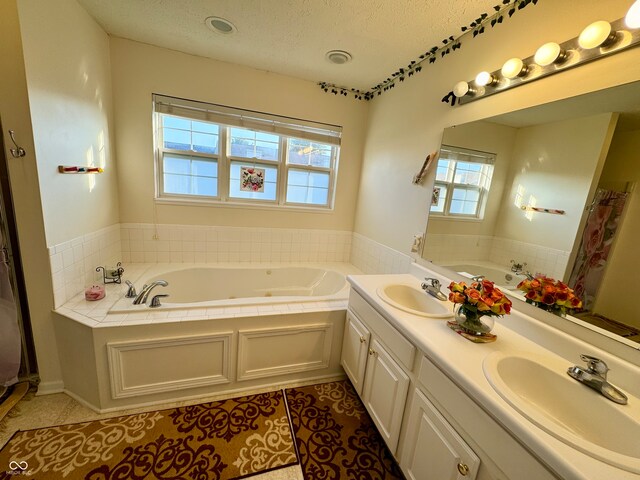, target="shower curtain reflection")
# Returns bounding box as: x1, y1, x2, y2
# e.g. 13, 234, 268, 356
569, 189, 628, 312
